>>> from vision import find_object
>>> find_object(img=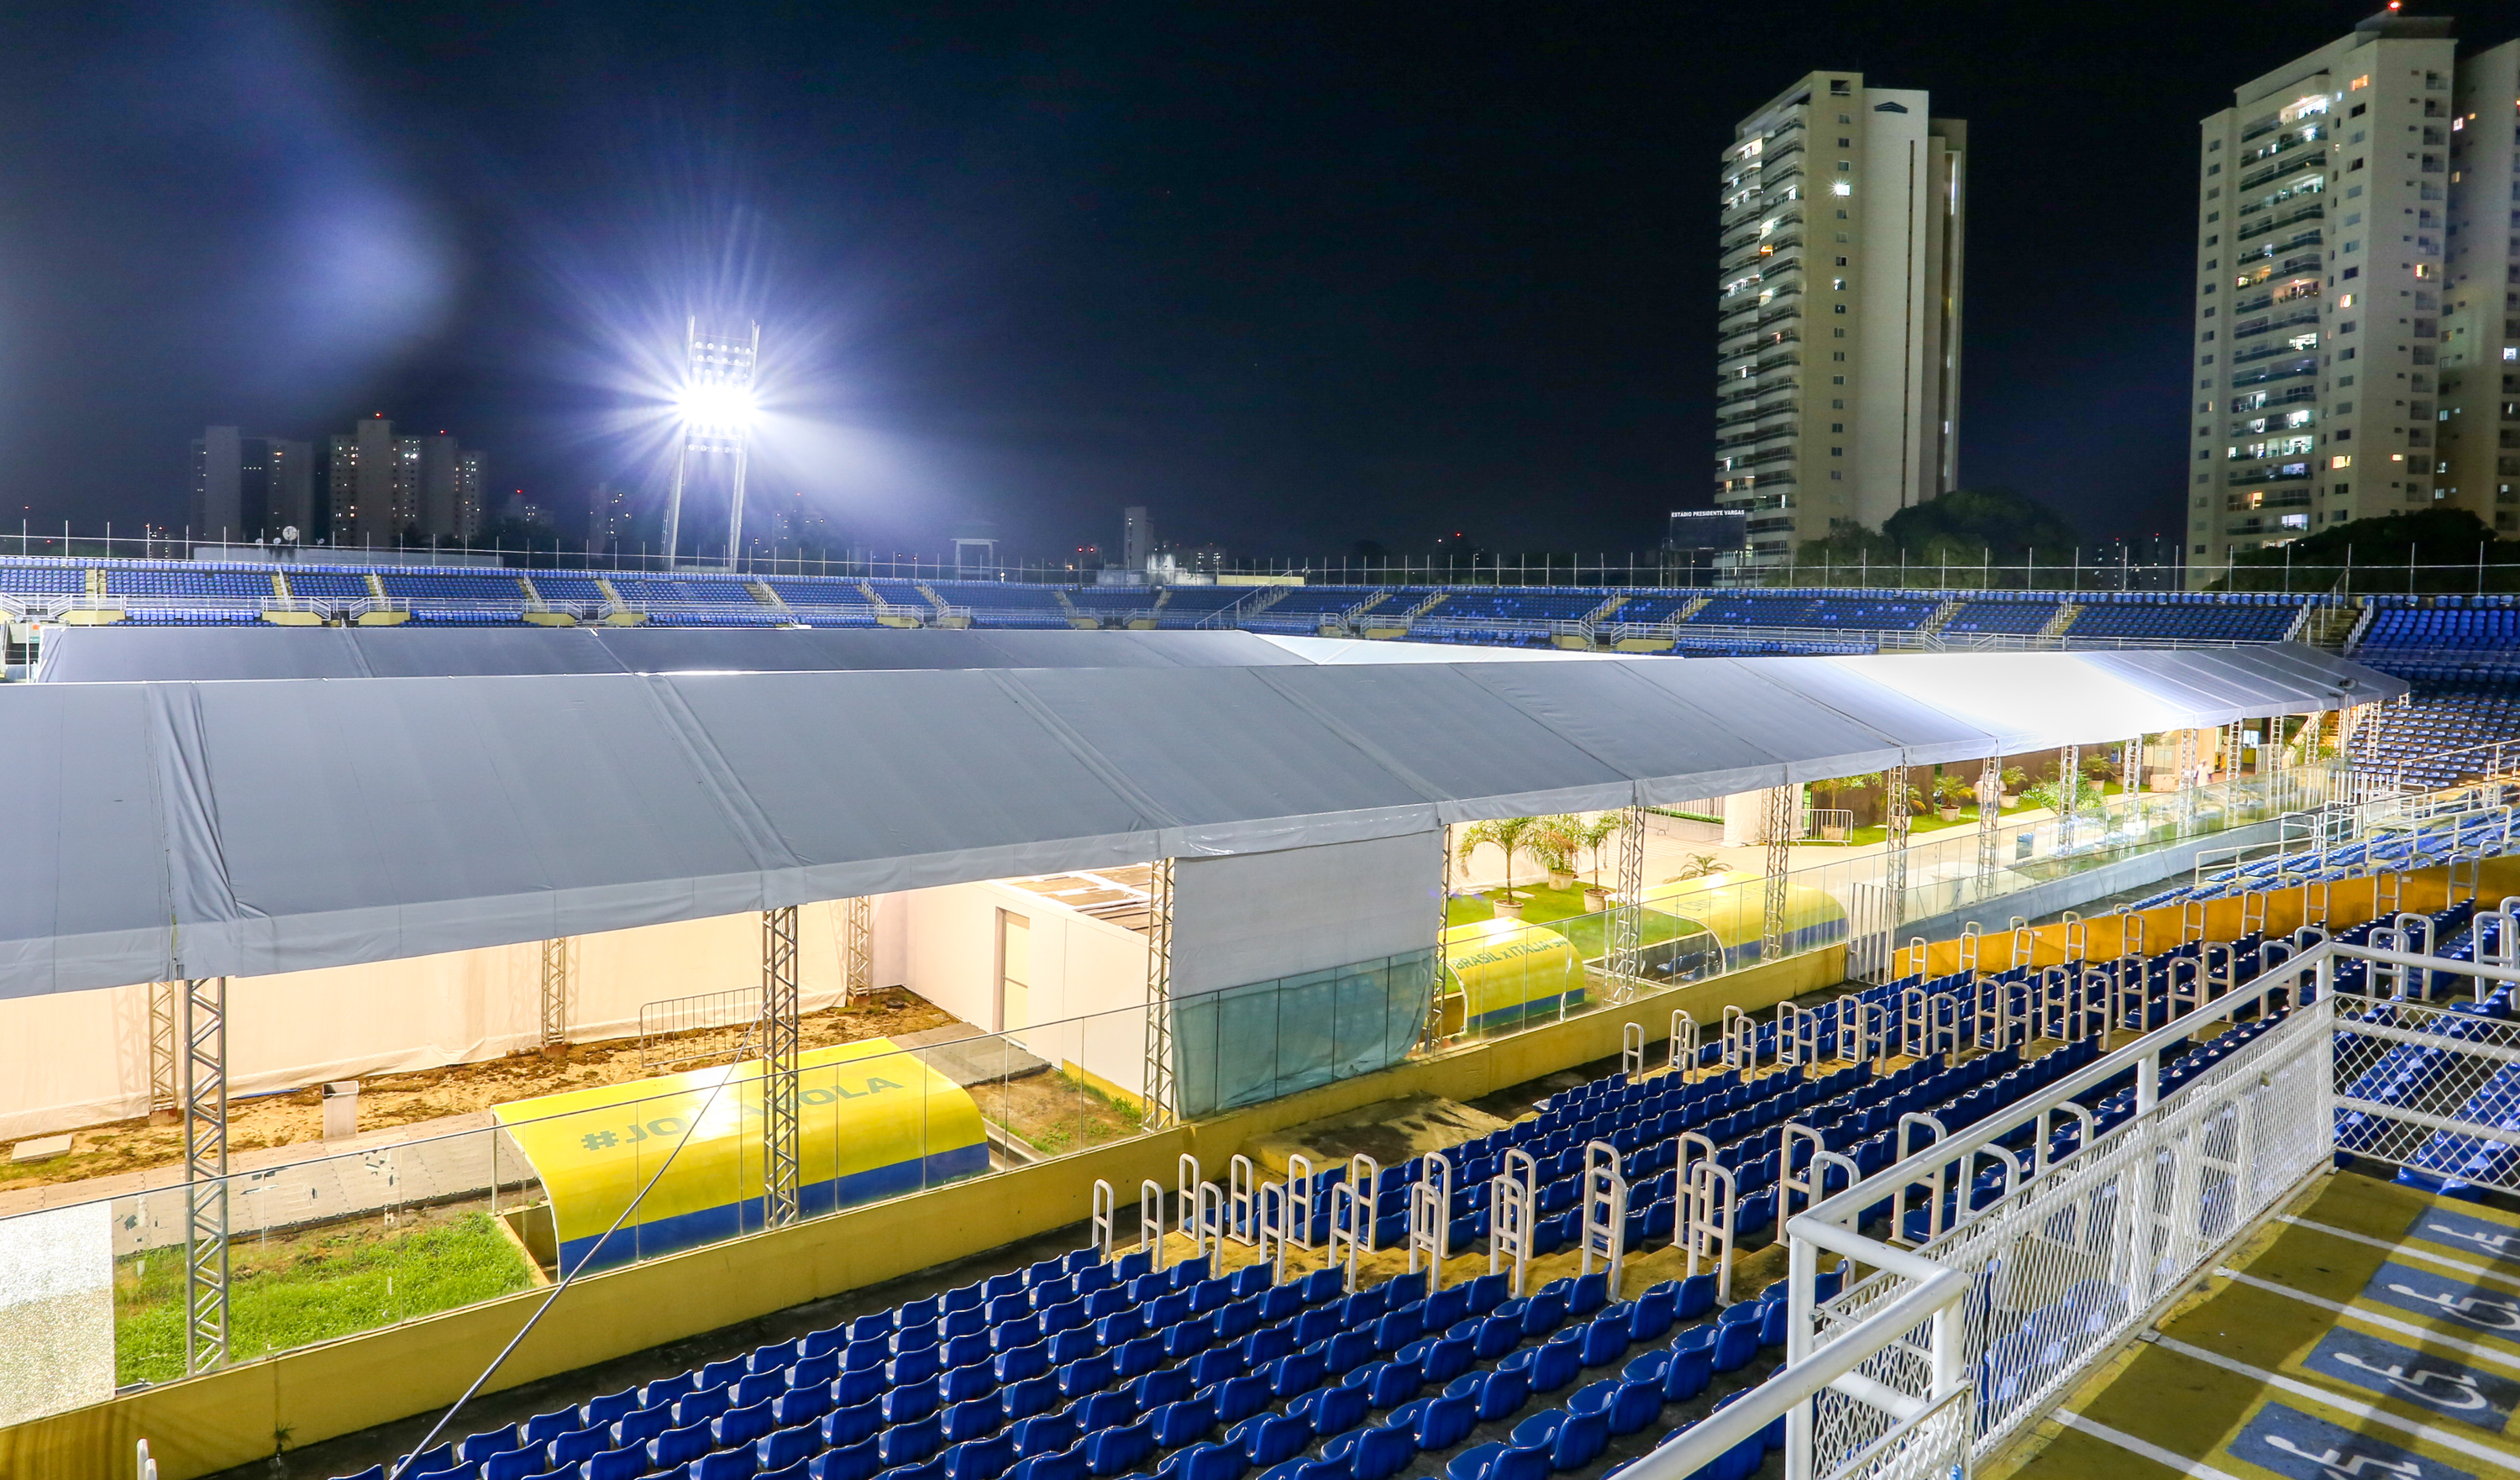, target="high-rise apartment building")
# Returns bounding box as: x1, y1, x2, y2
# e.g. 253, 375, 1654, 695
413, 433, 485, 541
2186, 13, 2520, 575
190, 425, 313, 542
1714, 71, 1966, 570
328, 414, 402, 548
325, 416, 486, 545
2441, 39, 2520, 529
